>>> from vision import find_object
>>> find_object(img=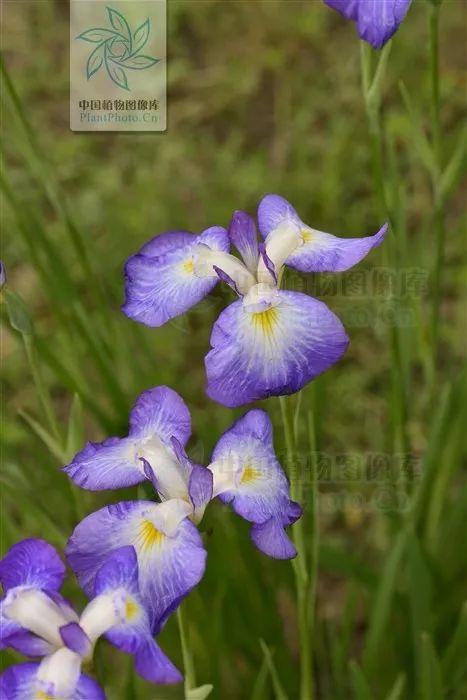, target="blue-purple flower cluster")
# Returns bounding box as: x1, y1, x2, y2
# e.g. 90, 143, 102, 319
1, 390, 302, 697
123, 195, 387, 407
